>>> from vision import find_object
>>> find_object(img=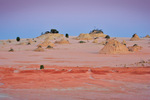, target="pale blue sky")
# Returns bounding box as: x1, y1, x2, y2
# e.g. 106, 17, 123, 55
0, 0, 150, 39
